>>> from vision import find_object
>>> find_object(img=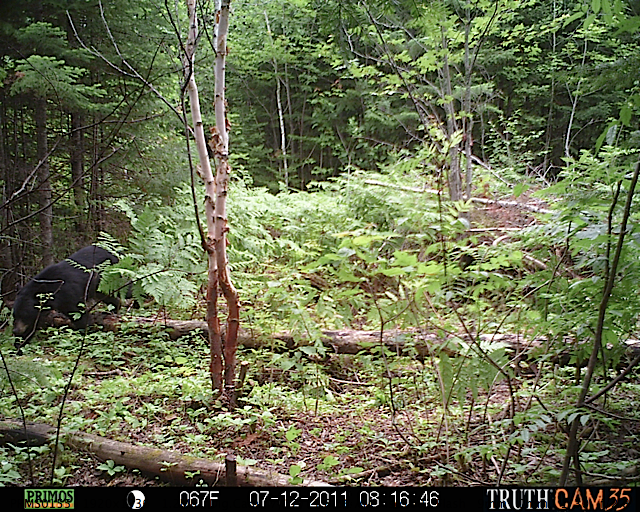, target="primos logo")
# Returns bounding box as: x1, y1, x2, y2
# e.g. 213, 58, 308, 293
24, 489, 75, 509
